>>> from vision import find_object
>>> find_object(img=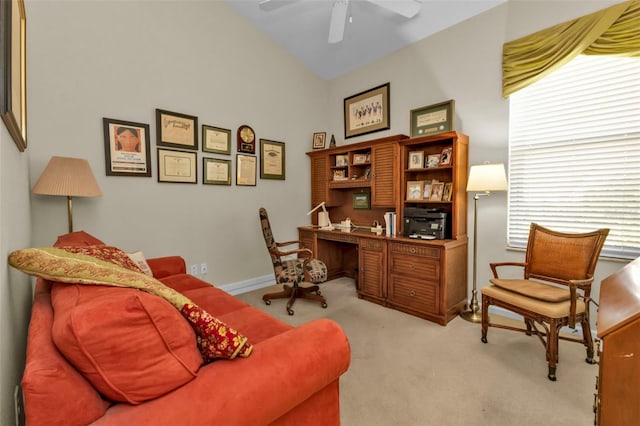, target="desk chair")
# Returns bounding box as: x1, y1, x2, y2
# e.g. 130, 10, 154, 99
481, 223, 608, 381
259, 208, 328, 315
